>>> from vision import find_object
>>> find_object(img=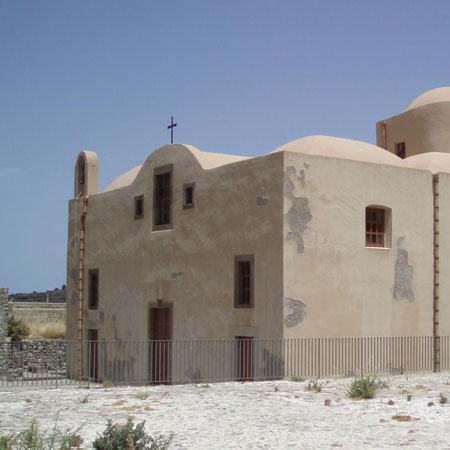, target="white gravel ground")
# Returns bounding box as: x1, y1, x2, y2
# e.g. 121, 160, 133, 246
1, 373, 450, 449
